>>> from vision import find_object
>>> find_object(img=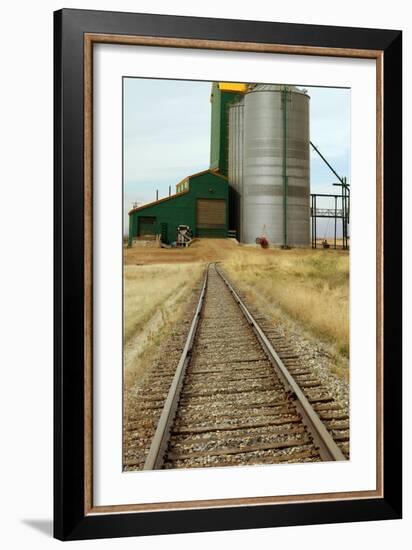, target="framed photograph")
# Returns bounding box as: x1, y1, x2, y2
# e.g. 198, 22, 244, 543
54, 8, 402, 541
